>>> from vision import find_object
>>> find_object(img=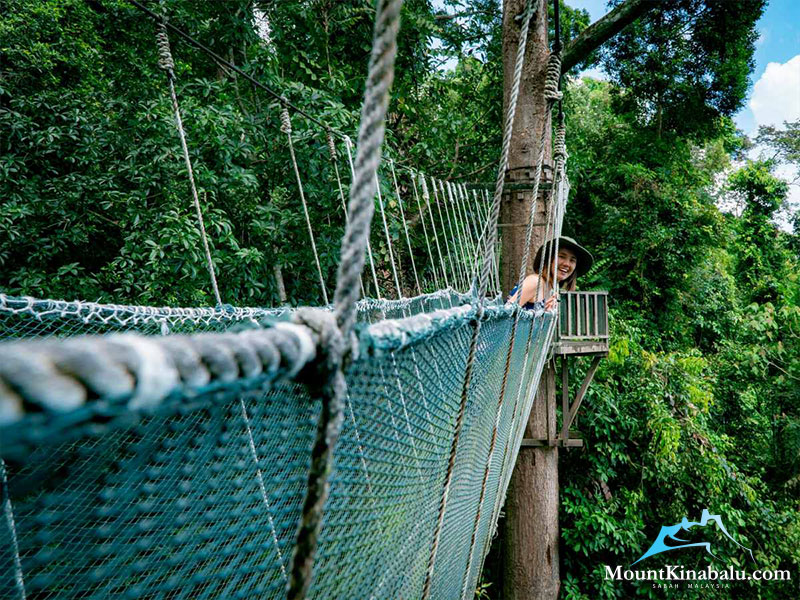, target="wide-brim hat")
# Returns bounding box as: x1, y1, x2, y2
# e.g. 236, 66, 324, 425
533, 236, 593, 277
